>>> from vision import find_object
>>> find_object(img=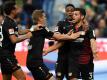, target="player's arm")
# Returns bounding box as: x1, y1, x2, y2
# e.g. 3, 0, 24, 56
18, 24, 43, 35
43, 42, 64, 56
90, 38, 98, 60
9, 32, 32, 43
8, 28, 32, 44
52, 31, 84, 41
89, 27, 98, 59
18, 29, 30, 35
90, 39, 97, 54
